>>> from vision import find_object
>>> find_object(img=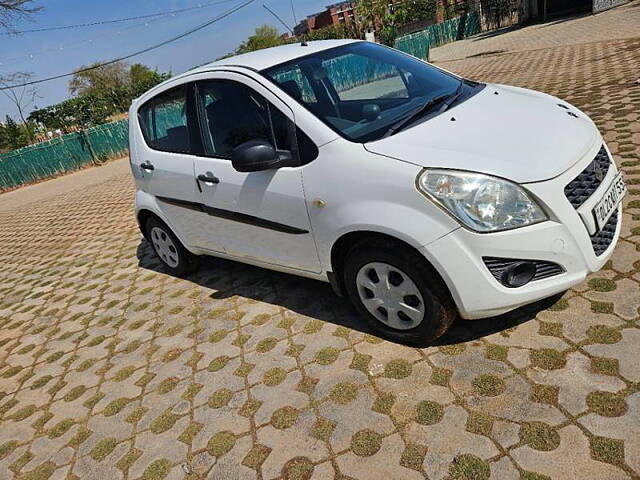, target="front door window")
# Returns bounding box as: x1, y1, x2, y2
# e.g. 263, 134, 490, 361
197, 80, 292, 158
